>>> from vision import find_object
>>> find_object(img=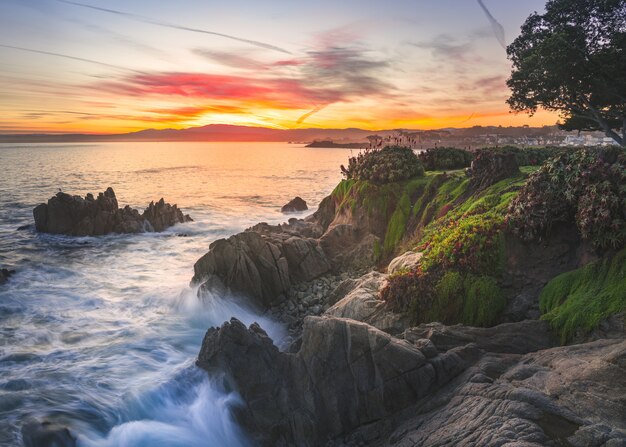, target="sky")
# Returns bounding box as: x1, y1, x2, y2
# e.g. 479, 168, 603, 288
0, 0, 560, 134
